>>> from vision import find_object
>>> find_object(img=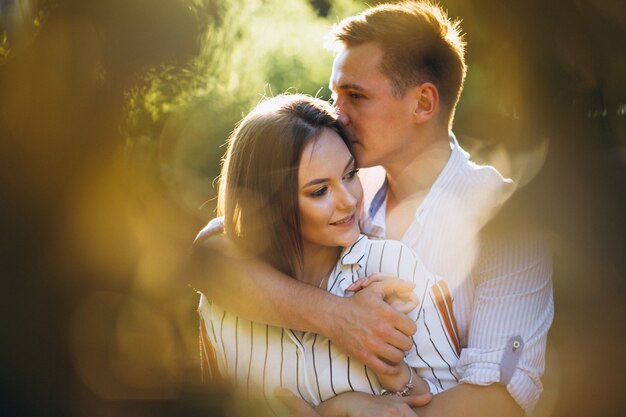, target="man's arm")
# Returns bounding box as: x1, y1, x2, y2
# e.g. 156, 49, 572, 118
275, 384, 516, 417
415, 384, 523, 417
415, 234, 553, 416
188, 232, 417, 375
275, 388, 433, 417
